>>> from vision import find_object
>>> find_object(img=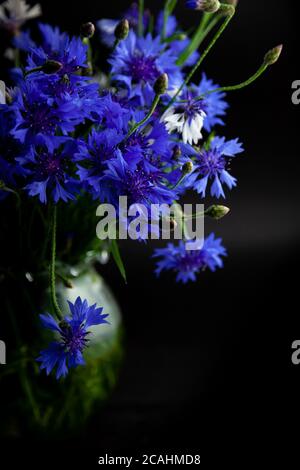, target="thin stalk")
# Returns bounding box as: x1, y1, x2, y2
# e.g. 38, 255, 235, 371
177, 12, 217, 66
166, 4, 235, 111
138, 0, 144, 37
194, 63, 269, 100
125, 93, 160, 140
50, 205, 63, 320
162, 0, 178, 40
